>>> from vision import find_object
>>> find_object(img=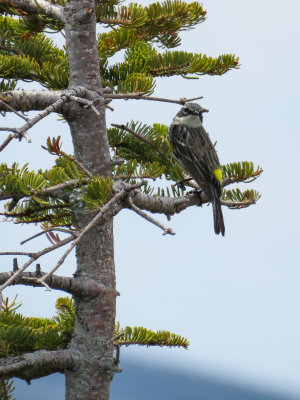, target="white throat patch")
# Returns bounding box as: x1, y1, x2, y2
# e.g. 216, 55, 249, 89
174, 114, 202, 128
